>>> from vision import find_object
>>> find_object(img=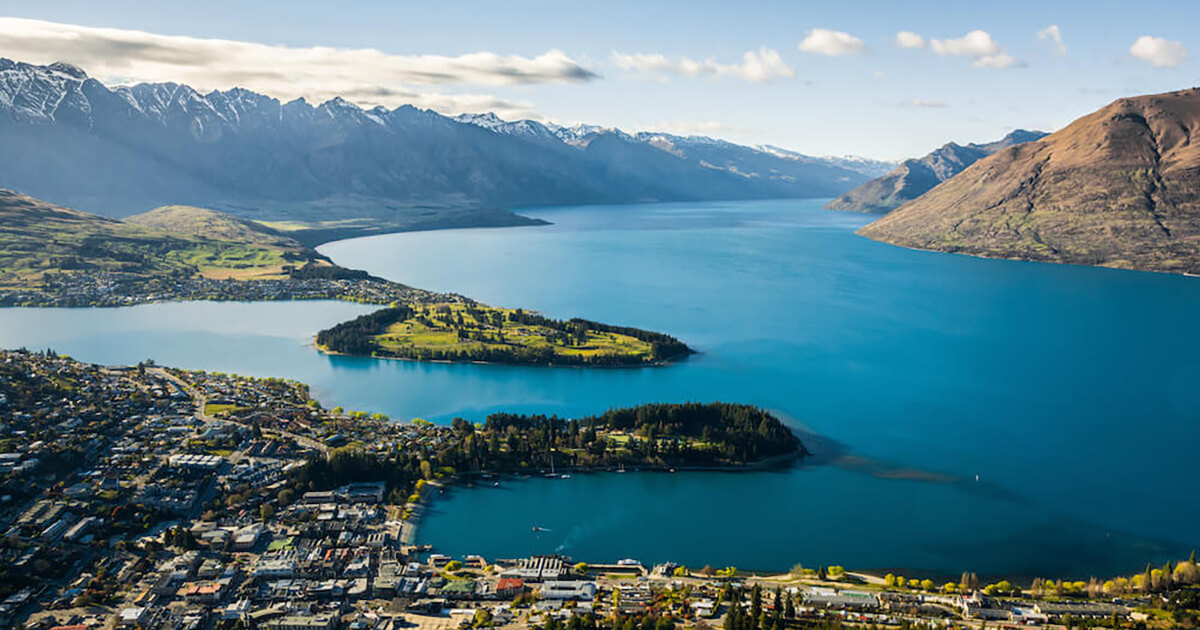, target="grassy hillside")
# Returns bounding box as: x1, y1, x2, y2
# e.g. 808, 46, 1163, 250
125, 205, 302, 248
0, 189, 328, 289
377, 303, 655, 362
